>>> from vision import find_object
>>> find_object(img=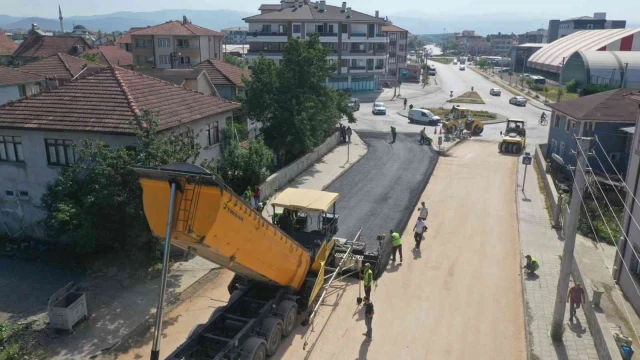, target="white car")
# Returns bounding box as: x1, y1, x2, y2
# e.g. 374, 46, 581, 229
509, 96, 527, 106
408, 109, 441, 125
459, 64, 466, 71
453, 60, 458, 65
372, 102, 387, 115
490, 88, 501, 96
